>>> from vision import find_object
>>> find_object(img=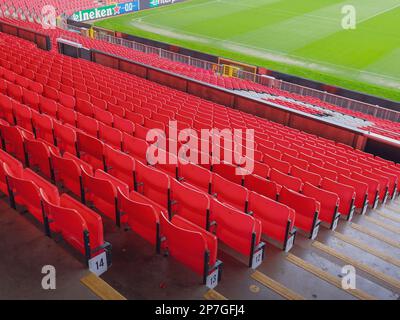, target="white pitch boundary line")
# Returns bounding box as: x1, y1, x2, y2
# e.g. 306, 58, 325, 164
358, 3, 400, 24
131, 19, 400, 83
